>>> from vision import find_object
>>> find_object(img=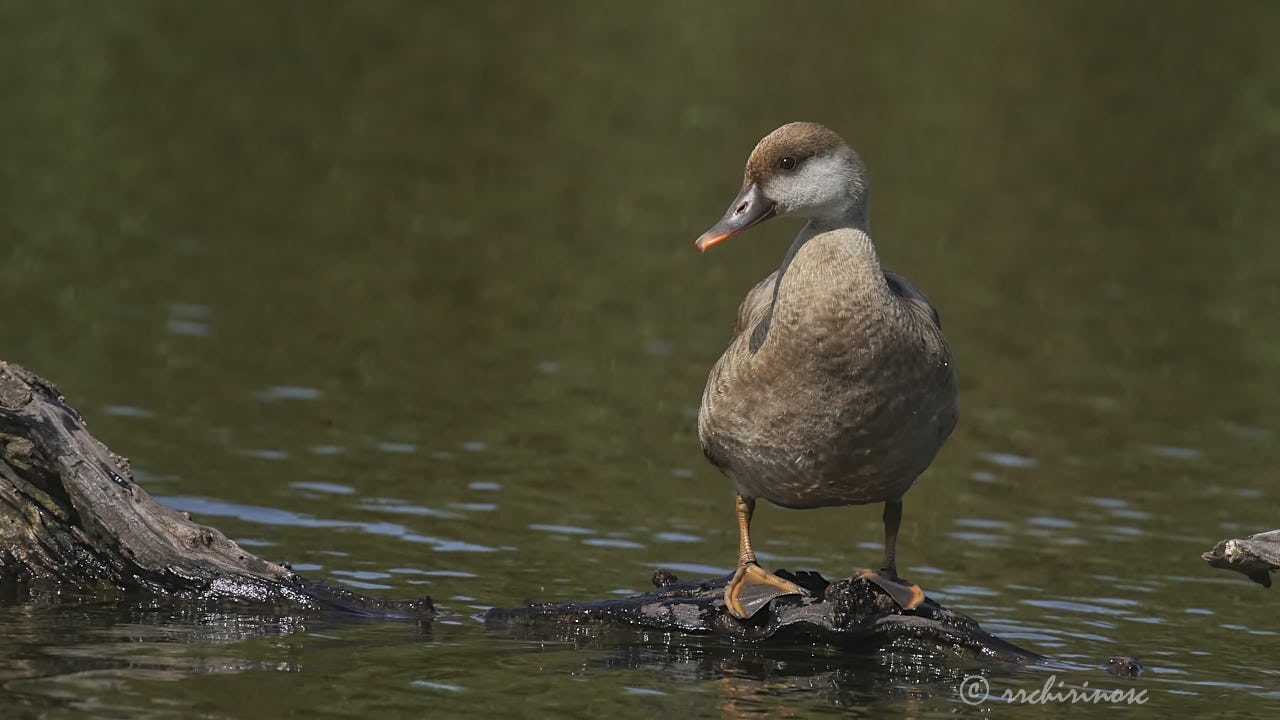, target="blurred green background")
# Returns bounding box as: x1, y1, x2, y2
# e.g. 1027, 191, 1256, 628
1, 1, 1278, 717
